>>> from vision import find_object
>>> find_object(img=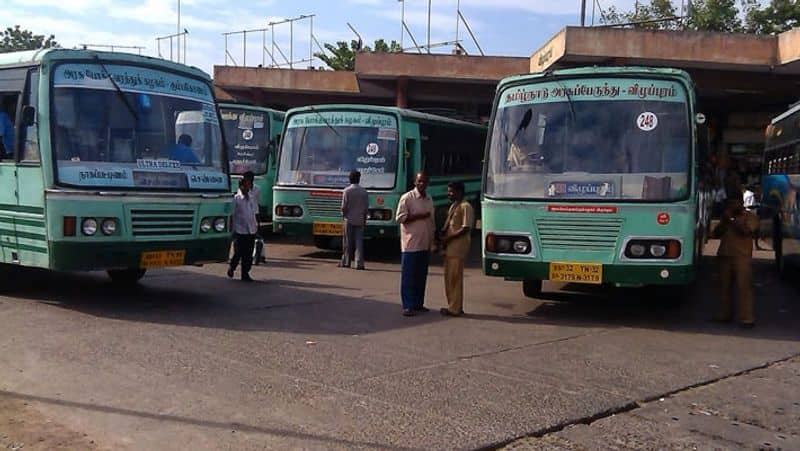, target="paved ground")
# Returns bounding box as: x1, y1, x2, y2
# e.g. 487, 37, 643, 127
0, 233, 797, 450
